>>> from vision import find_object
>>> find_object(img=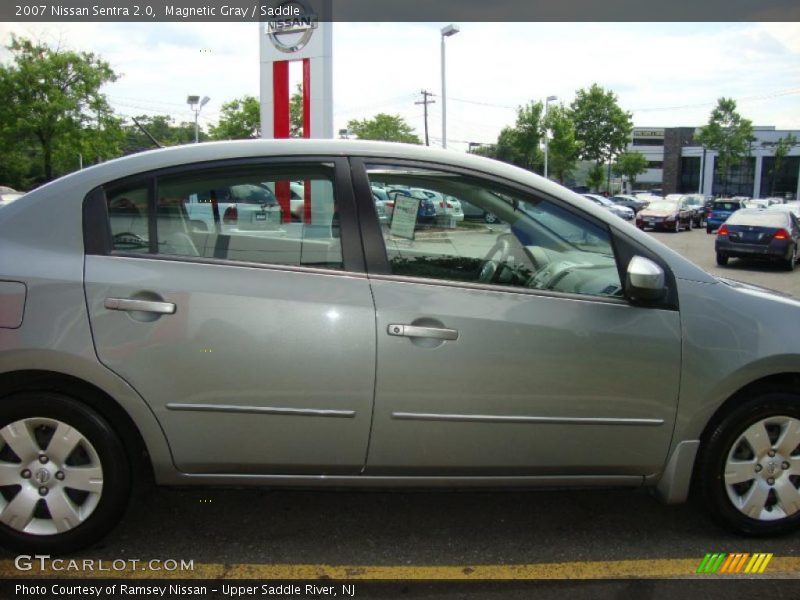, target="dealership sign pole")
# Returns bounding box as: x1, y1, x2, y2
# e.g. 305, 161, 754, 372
260, 0, 333, 223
